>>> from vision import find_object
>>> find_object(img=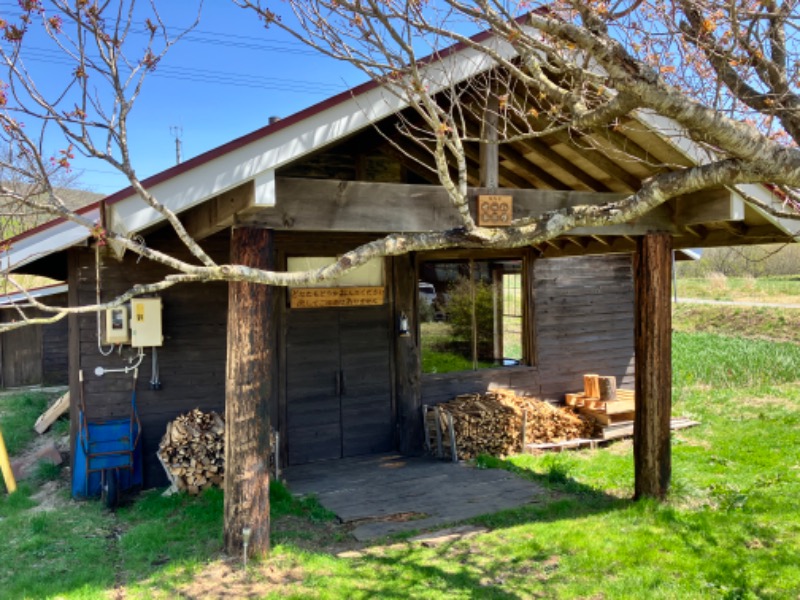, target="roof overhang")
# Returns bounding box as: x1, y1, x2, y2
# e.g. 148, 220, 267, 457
0, 282, 68, 306
2, 24, 798, 273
